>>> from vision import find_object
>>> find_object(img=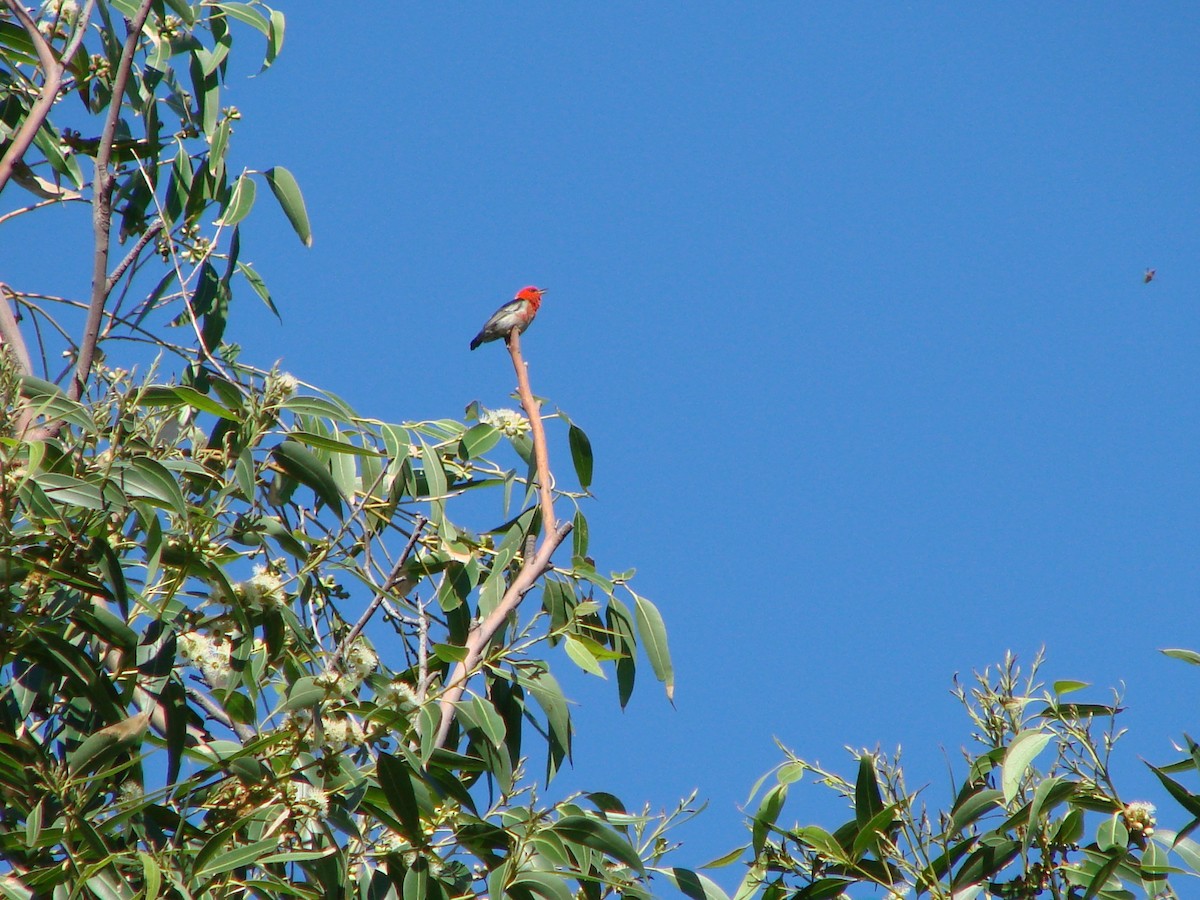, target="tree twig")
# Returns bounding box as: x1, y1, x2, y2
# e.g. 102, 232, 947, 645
187, 685, 254, 743
328, 516, 427, 672
0, 195, 86, 227
105, 220, 164, 296
0, 1, 64, 195
510, 329, 558, 534
0, 283, 33, 377
0, 0, 96, 196
434, 328, 572, 749
71, 0, 155, 401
